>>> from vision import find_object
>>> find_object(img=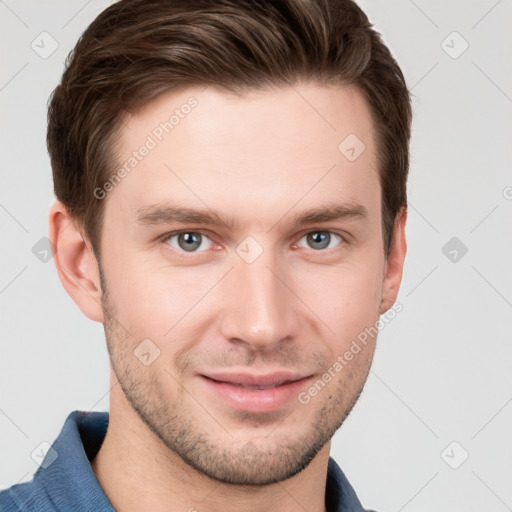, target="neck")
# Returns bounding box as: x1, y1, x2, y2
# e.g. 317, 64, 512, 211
91, 373, 330, 512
